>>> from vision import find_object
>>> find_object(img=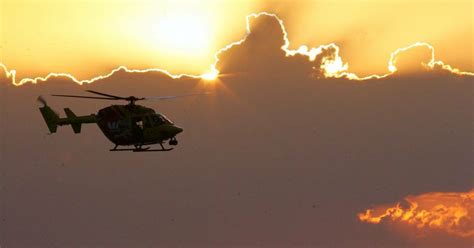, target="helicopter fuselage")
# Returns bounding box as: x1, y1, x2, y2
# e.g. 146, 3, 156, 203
96, 104, 183, 146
